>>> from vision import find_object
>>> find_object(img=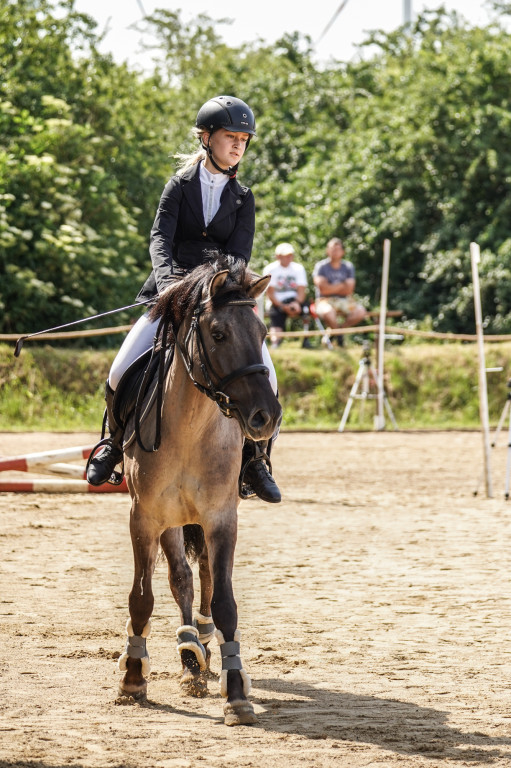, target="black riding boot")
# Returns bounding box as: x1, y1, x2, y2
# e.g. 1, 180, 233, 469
86, 382, 124, 486
240, 439, 281, 503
